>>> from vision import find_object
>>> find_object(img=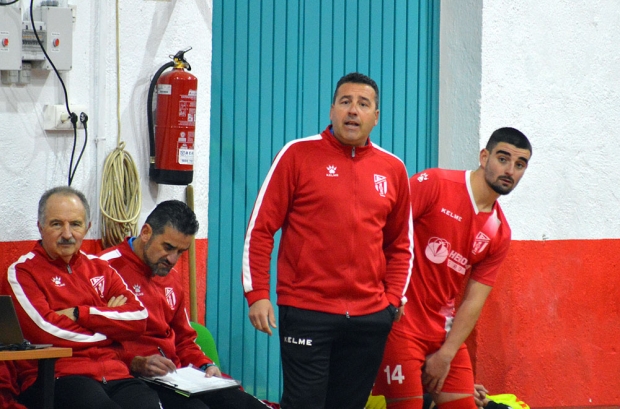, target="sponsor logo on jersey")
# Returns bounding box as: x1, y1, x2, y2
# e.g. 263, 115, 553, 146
52, 276, 64, 287
283, 336, 313, 346
425, 237, 451, 263
448, 250, 468, 275
425, 237, 469, 275
374, 174, 388, 197
165, 287, 177, 309
416, 172, 429, 182
132, 284, 144, 297
90, 276, 105, 298
441, 207, 463, 222
472, 232, 490, 255
326, 165, 338, 177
